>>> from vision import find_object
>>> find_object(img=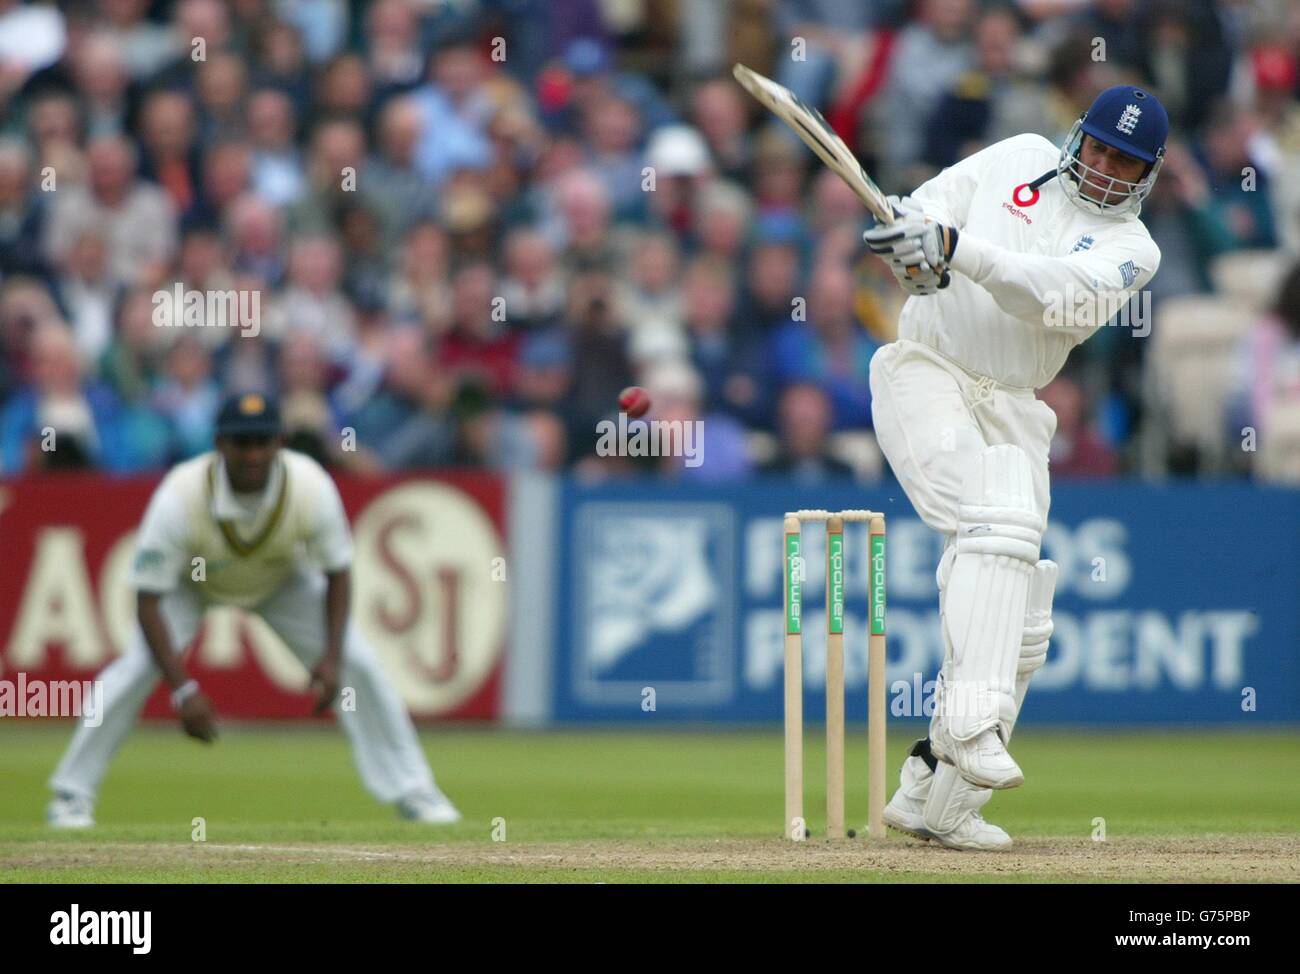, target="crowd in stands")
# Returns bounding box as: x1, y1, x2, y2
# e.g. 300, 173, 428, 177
1, 0, 1298, 482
